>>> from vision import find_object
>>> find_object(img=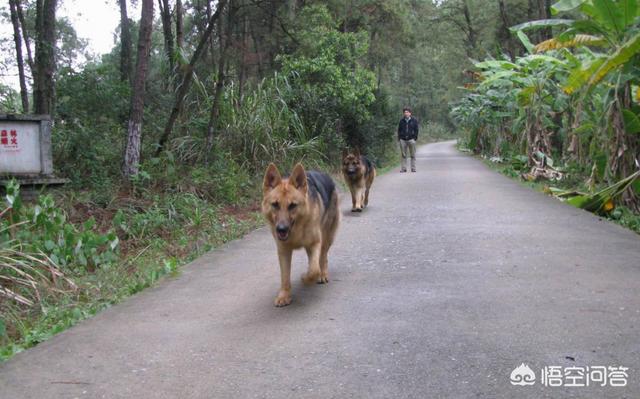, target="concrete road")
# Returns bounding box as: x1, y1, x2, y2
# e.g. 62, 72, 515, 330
2, 141, 639, 399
